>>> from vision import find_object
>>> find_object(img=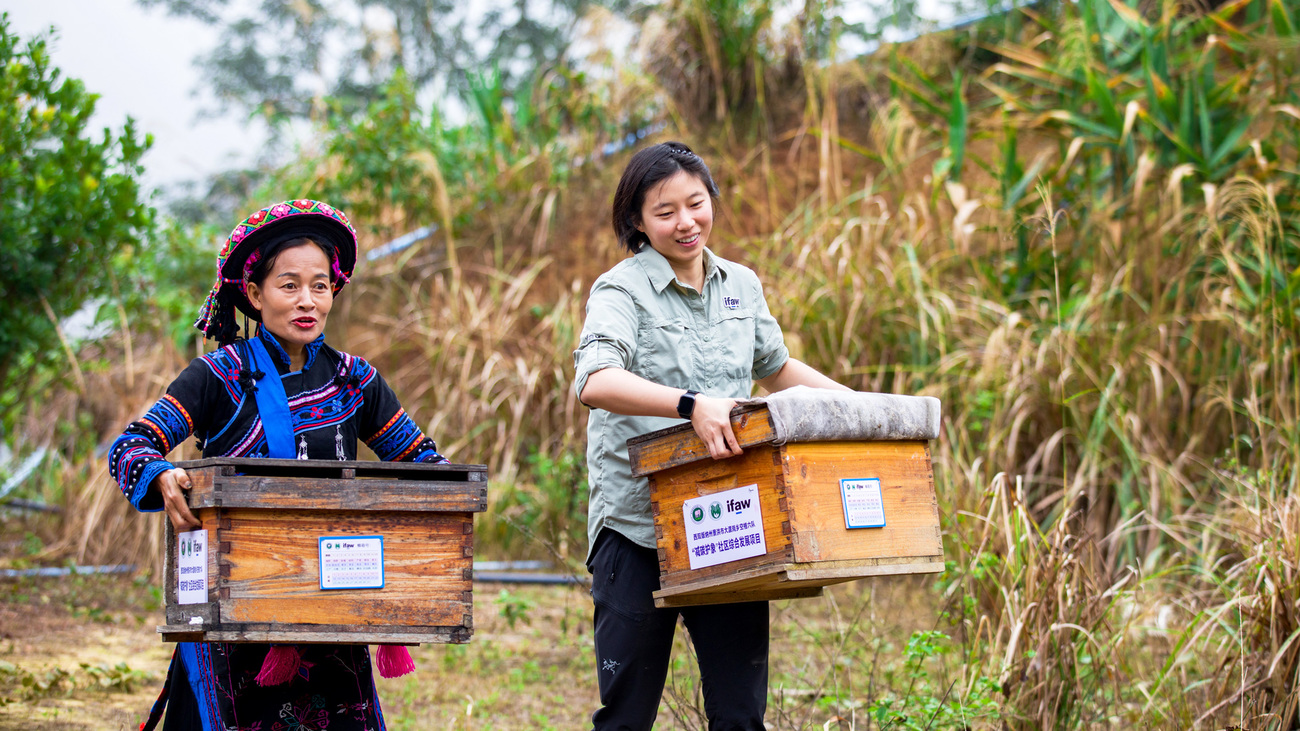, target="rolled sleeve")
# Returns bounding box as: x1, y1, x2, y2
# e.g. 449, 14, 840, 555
751, 278, 789, 380
573, 279, 640, 402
